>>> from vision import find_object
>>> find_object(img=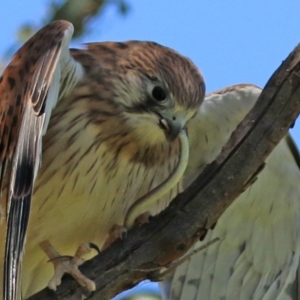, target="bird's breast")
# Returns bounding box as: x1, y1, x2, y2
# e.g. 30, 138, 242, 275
11, 99, 181, 296
28, 102, 181, 249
